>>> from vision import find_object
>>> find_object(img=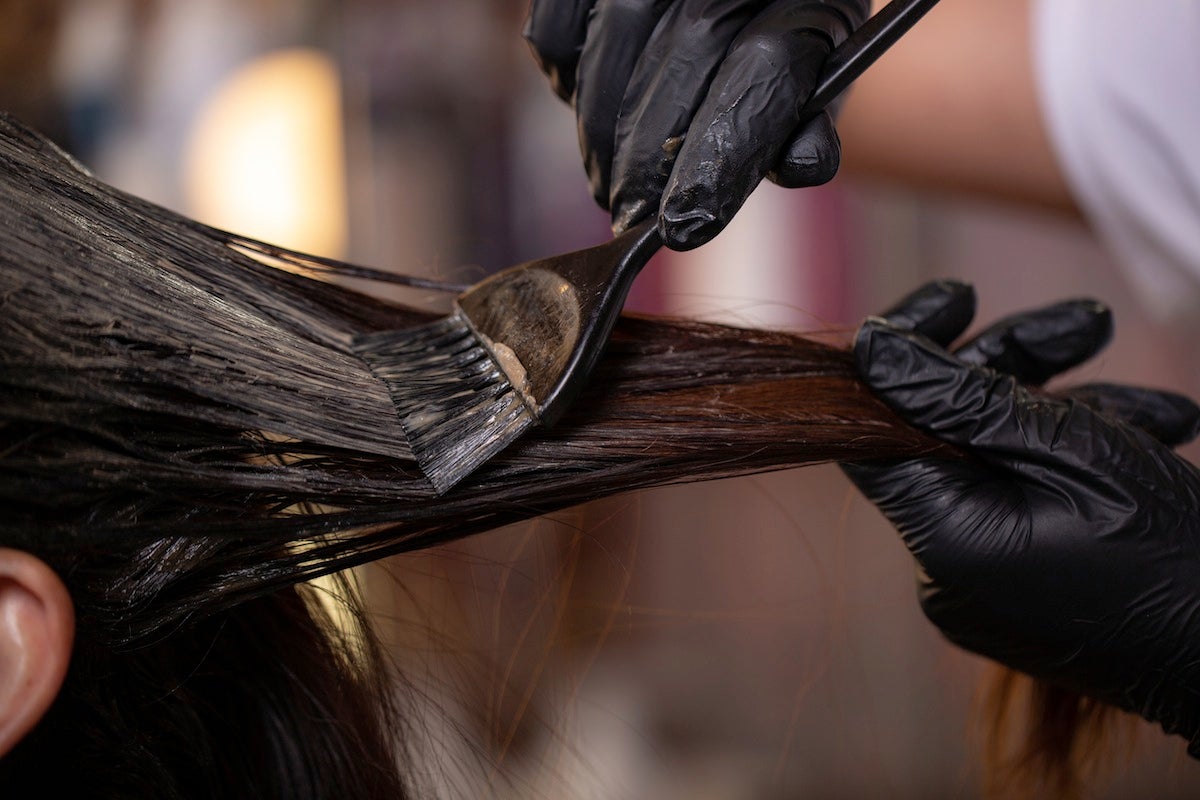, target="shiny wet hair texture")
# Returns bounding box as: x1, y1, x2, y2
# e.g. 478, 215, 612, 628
0, 114, 1105, 796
